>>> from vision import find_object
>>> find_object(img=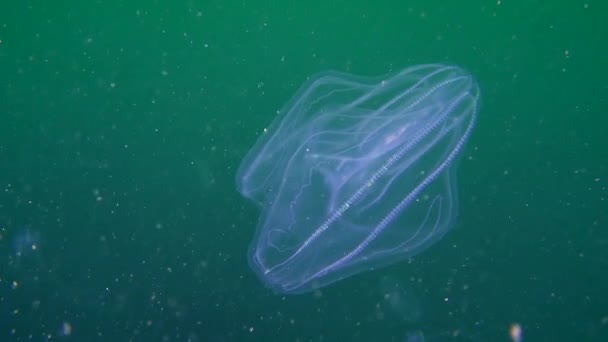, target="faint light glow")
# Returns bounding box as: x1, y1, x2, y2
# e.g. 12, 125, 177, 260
509, 322, 523, 342
61, 322, 73, 336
